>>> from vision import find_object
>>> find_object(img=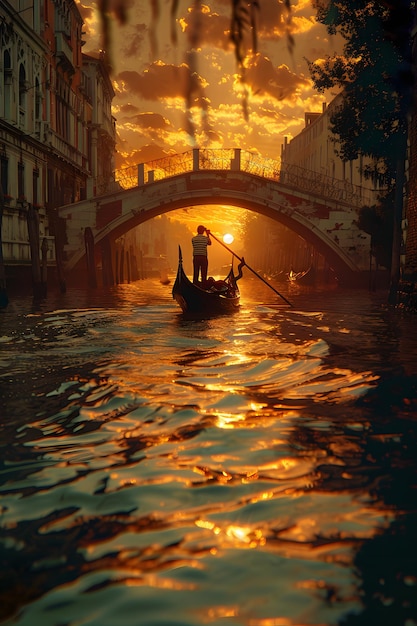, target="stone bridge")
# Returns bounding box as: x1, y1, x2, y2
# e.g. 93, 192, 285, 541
59, 148, 374, 285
